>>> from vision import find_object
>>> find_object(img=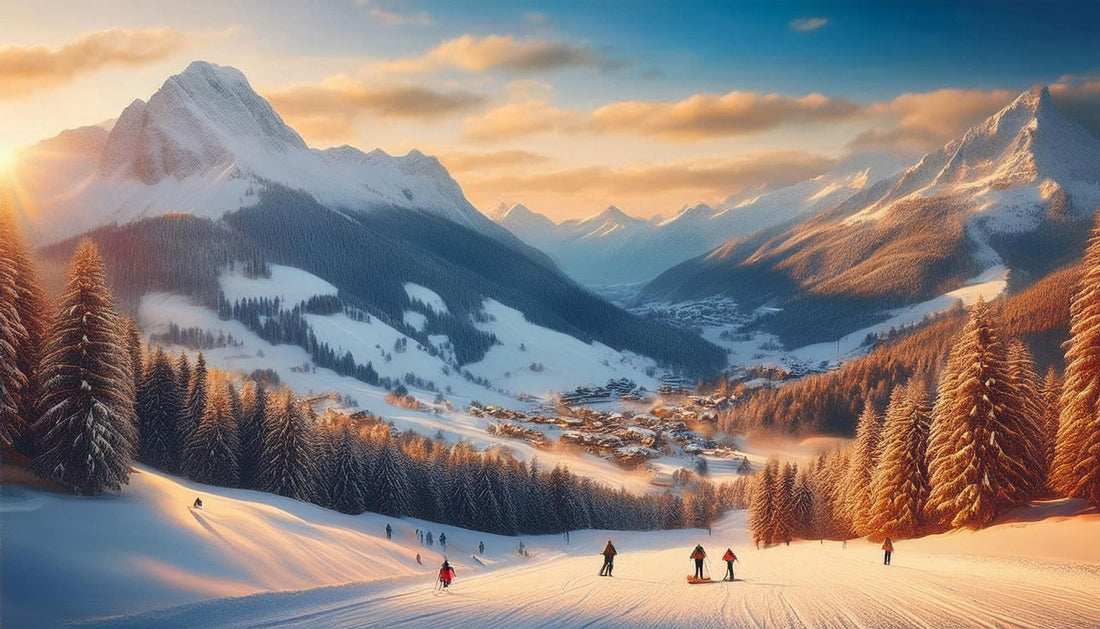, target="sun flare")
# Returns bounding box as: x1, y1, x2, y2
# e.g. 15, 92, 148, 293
0, 145, 17, 173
